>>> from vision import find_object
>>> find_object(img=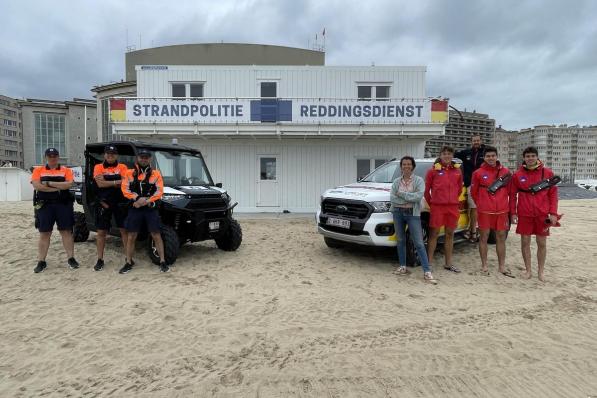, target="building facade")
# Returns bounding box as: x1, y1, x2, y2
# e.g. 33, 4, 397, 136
494, 126, 519, 170
20, 98, 98, 169
425, 110, 495, 157
517, 125, 597, 181
0, 94, 23, 168
109, 64, 448, 212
